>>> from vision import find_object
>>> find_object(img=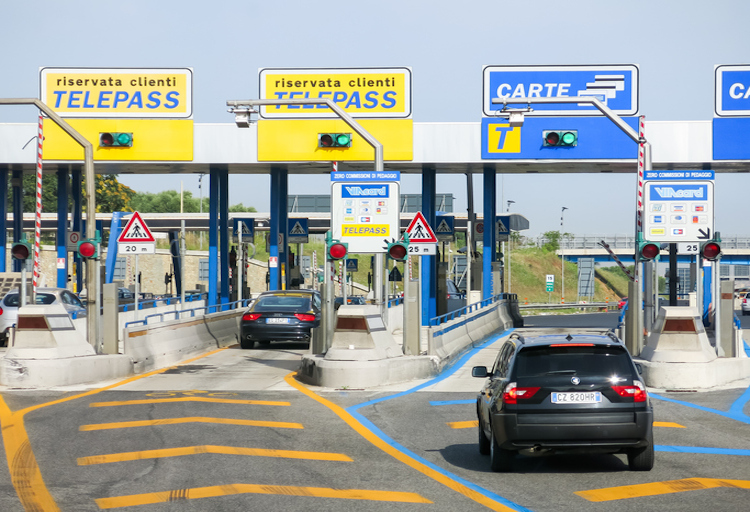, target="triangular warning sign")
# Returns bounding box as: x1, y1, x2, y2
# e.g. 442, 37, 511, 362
436, 219, 452, 233
118, 211, 155, 243
405, 211, 438, 243
289, 221, 306, 235
497, 217, 508, 233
